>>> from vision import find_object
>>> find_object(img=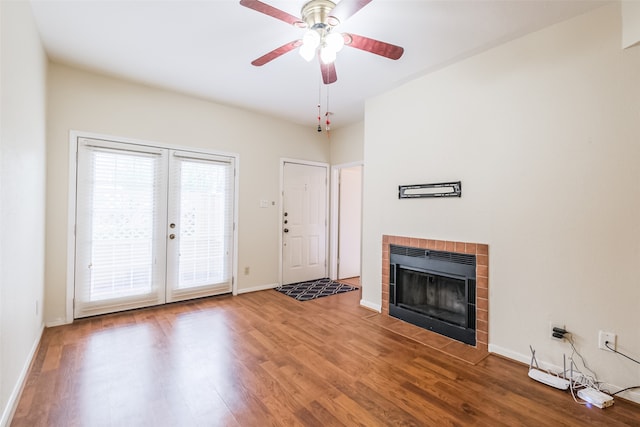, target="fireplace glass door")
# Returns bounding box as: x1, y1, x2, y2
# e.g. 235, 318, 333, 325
397, 268, 467, 328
